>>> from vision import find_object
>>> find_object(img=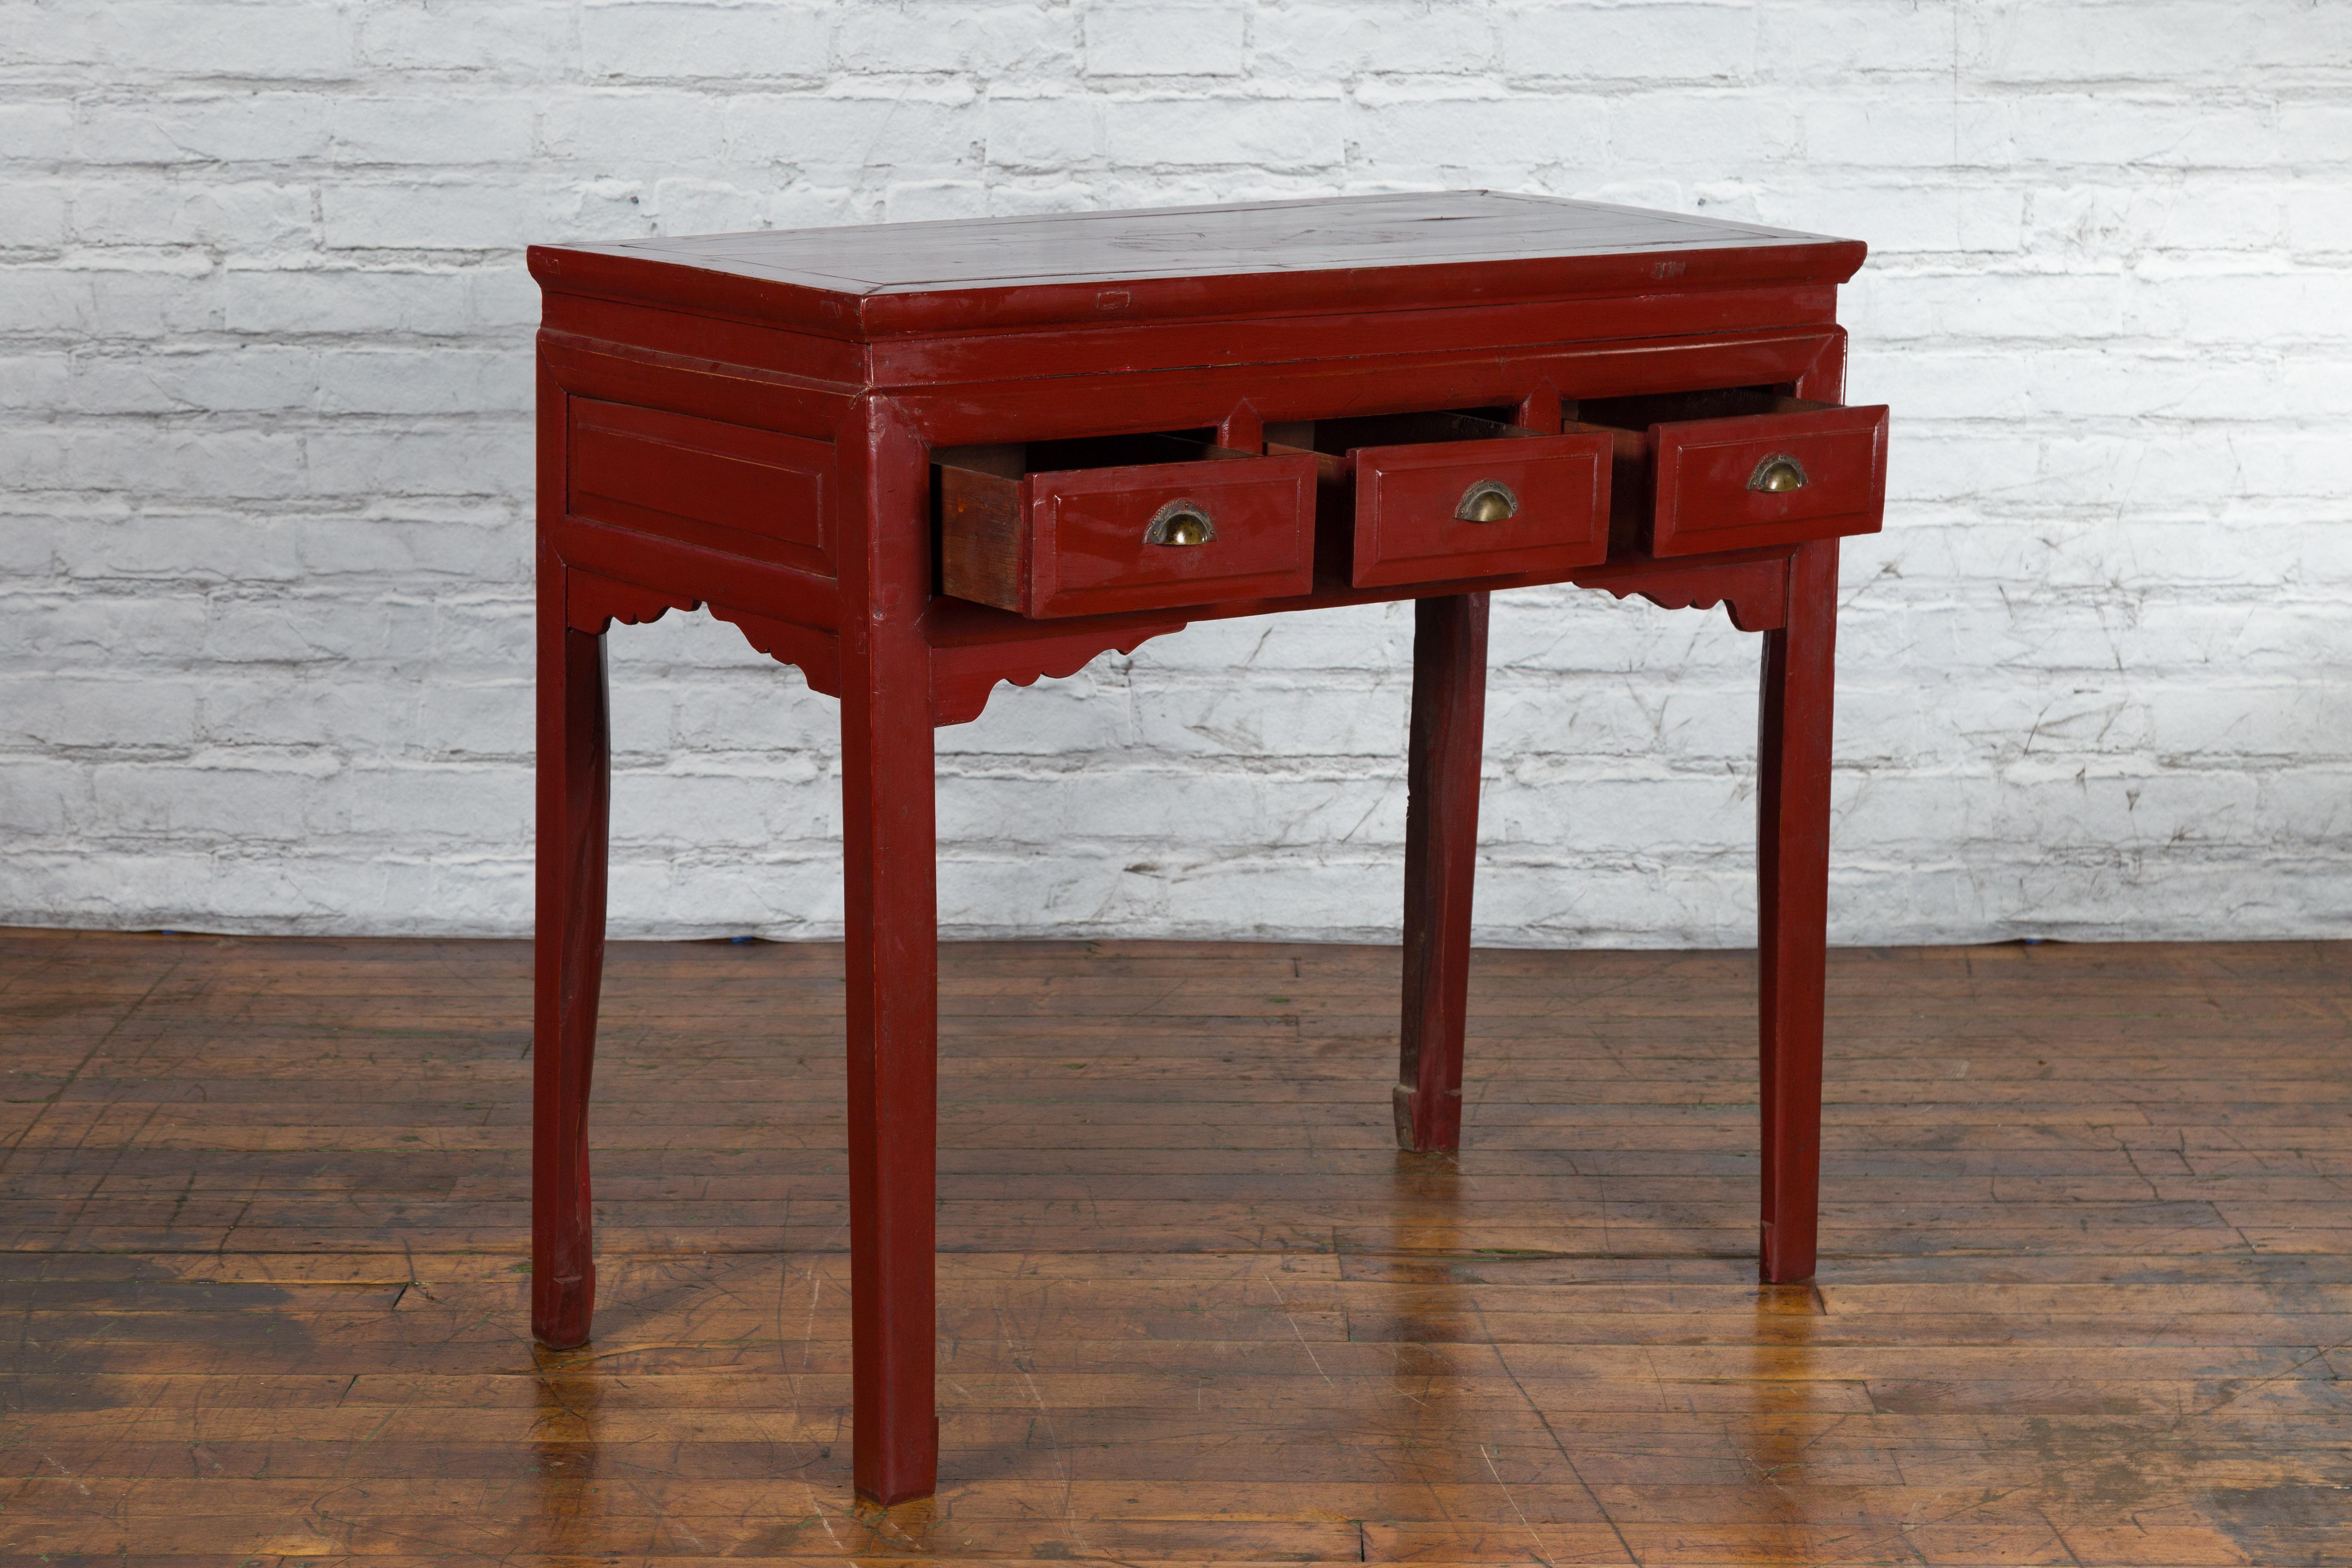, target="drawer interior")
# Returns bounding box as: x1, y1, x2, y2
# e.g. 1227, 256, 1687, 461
1576, 386, 1824, 432
934, 430, 1250, 481
1264, 409, 1547, 462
